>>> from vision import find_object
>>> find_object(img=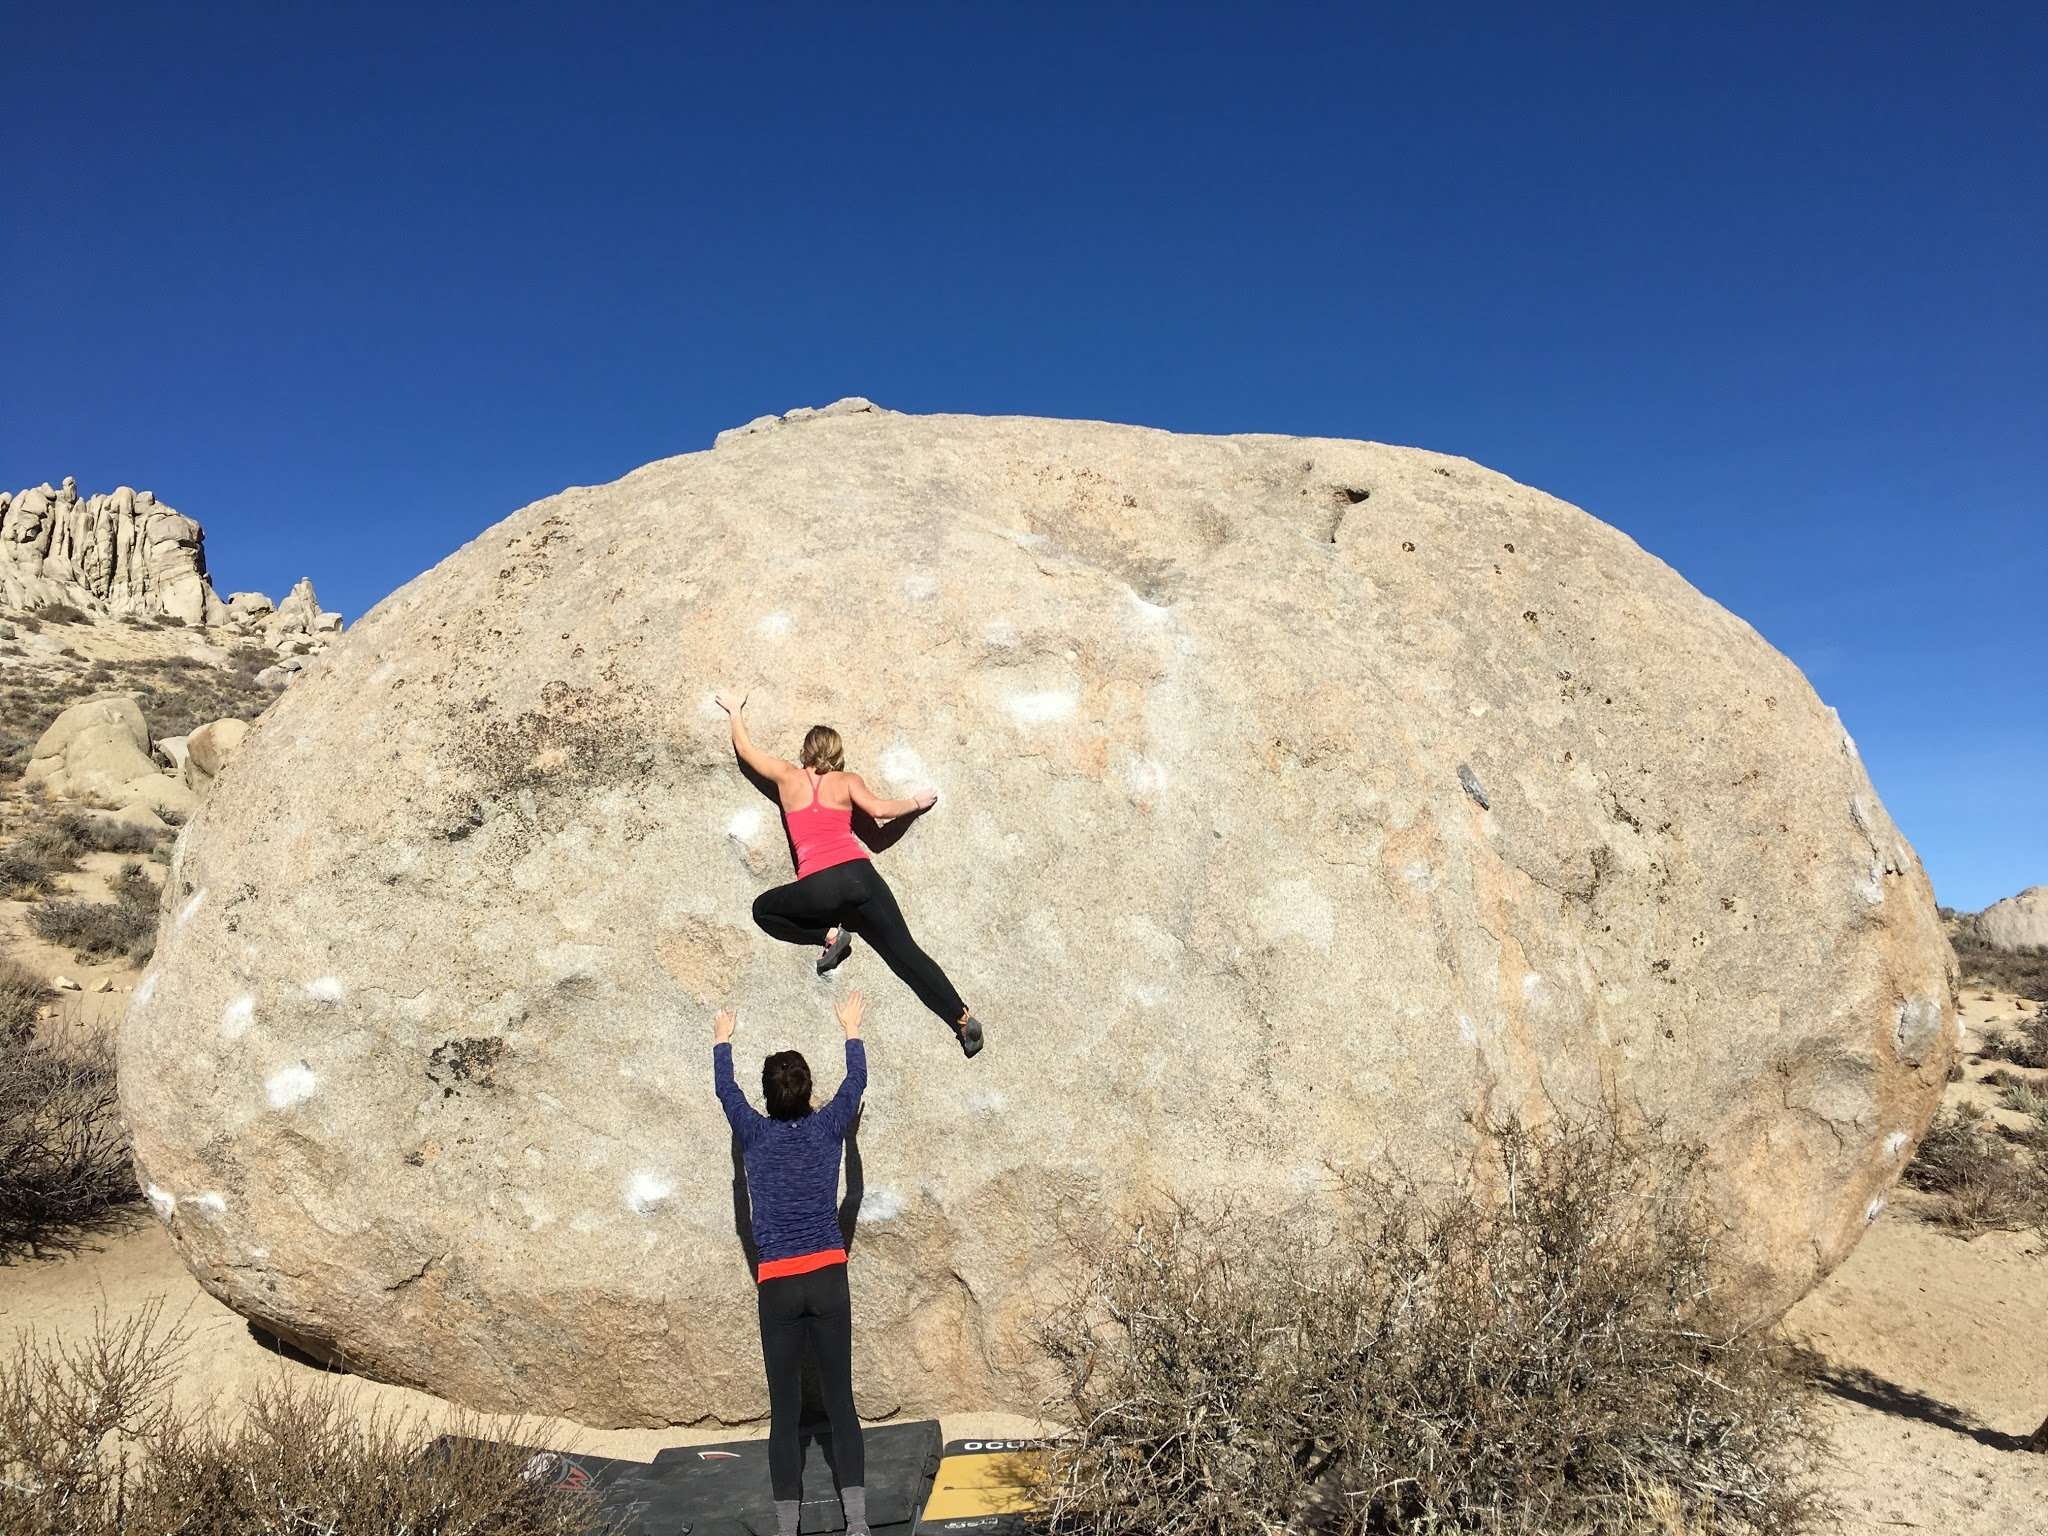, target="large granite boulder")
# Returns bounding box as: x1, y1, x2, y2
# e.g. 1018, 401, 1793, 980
1976, 886, 2048, 952
122, 404, 1955, 1428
